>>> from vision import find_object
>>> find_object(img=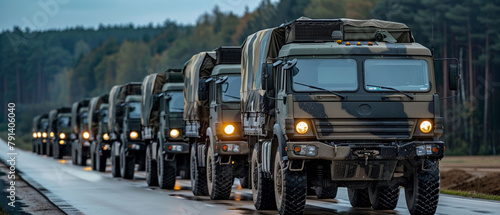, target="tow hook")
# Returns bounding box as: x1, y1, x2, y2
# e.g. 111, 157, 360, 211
354, 150, 380, 165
